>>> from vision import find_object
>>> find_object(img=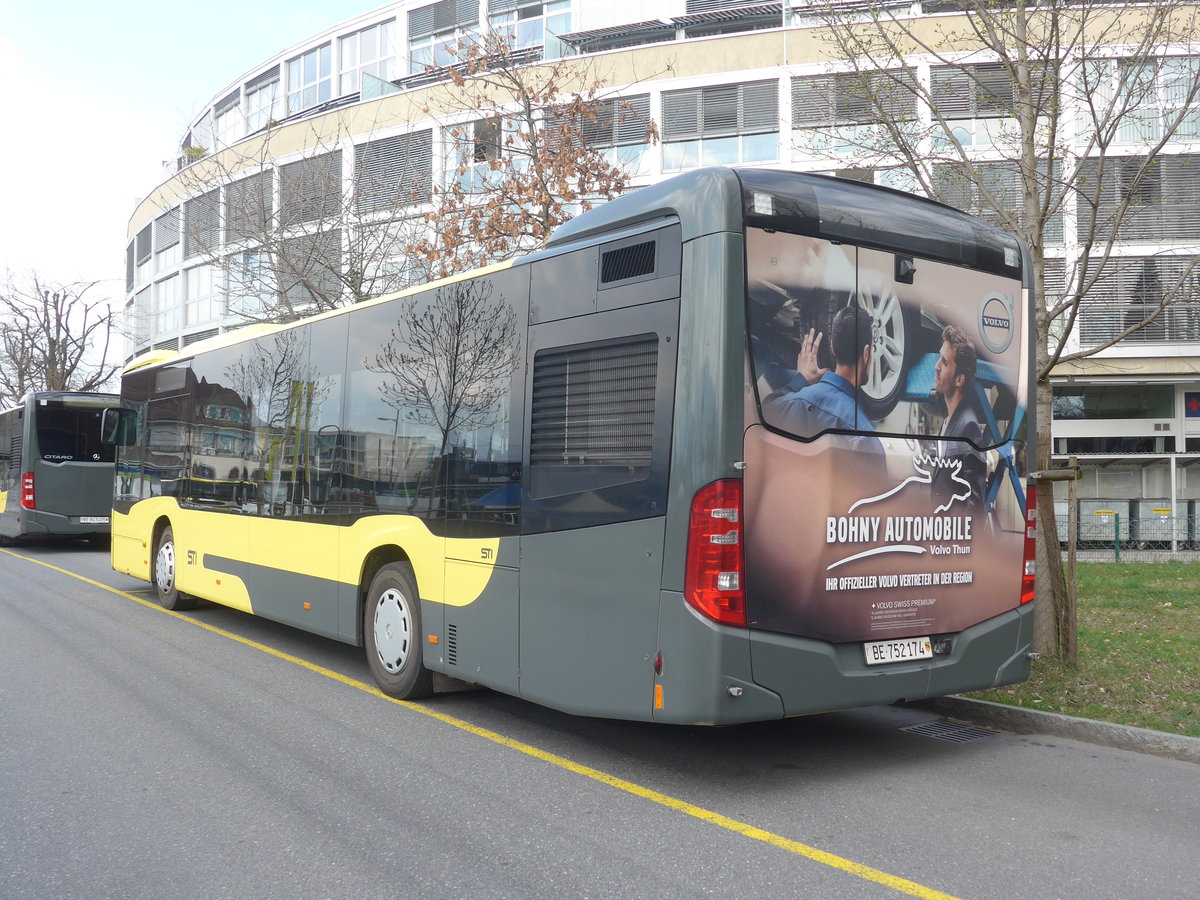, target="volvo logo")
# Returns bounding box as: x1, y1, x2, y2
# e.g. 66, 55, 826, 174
979, 293, 1014, 353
